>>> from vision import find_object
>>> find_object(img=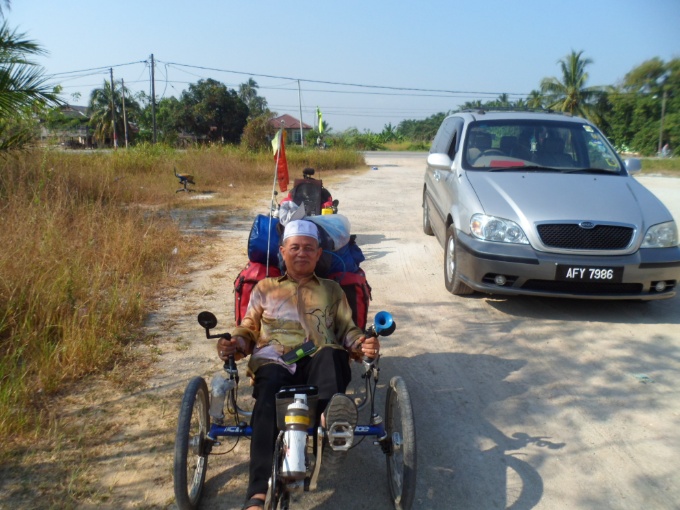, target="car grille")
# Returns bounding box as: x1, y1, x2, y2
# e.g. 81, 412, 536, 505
522, 280, 643, 294
537, 224, 633, 250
